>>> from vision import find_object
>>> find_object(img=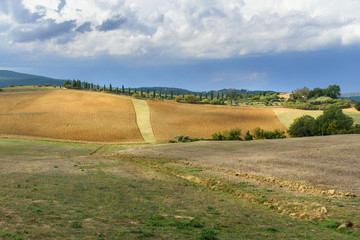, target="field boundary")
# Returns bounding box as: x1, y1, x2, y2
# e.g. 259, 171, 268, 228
131, 99, 156, 143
